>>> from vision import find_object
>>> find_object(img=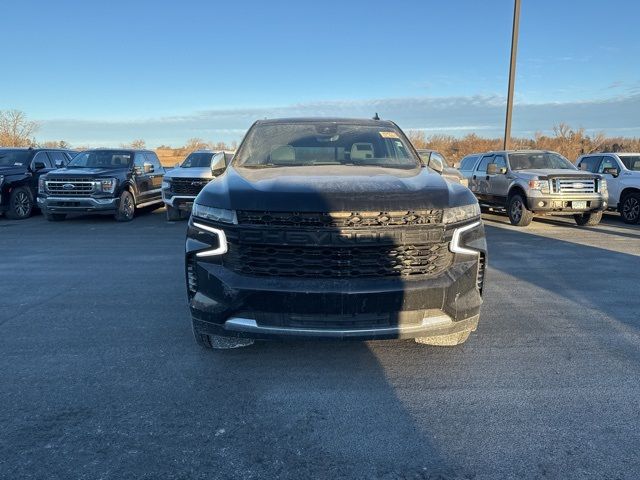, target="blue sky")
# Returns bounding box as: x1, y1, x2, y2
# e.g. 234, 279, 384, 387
2, 0, 639, 146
